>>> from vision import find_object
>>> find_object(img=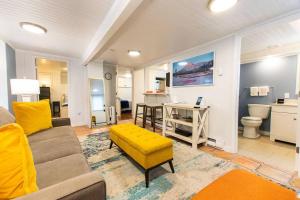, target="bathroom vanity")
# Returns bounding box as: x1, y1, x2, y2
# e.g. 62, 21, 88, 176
270, 101, 298, 144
